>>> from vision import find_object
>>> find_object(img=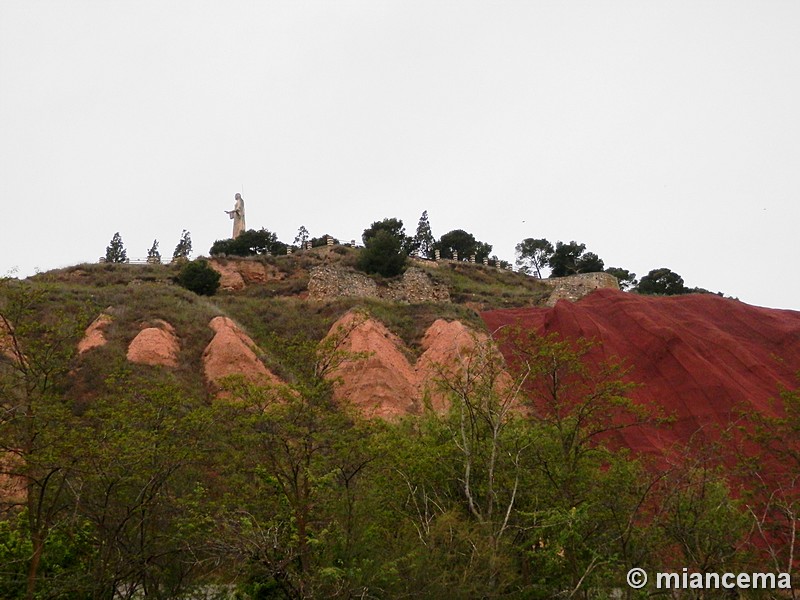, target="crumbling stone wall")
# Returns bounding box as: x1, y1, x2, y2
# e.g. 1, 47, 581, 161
308, 266, 450, 303
308, 266, 380, 300
542, 272, 619, 306
386, 268, 450, 303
